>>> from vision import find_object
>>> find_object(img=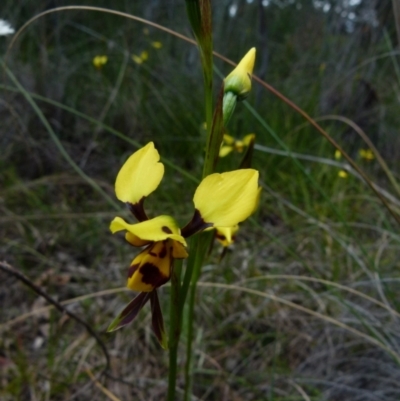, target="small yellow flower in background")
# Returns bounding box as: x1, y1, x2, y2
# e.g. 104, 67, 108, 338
92, 55, 108, 70
219, 133, 255, 157
143, 27, 150, 35
338, 170, 348, 178
132, 51, 149, 65
132, 54, 143, 64
108, 142, 260, 335
224, 47, 256, 100
152, 41, 163, 49
334, 150, 342, 160
359, 148, 375, 161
